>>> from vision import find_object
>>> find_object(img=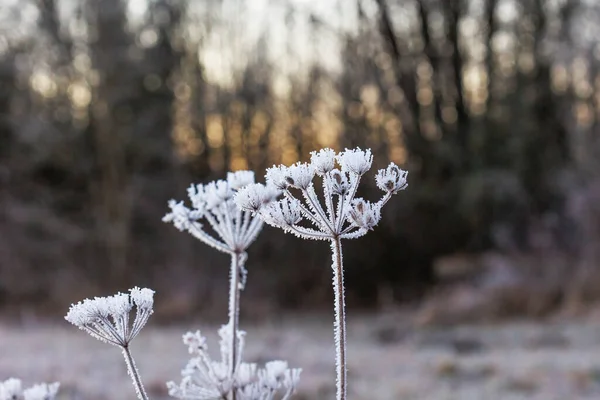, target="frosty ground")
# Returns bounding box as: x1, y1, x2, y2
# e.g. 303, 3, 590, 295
3, 312, 600, 400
